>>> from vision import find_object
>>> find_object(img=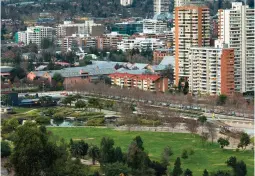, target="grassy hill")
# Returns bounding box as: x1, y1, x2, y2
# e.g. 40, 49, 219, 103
48, 127, 254, 175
